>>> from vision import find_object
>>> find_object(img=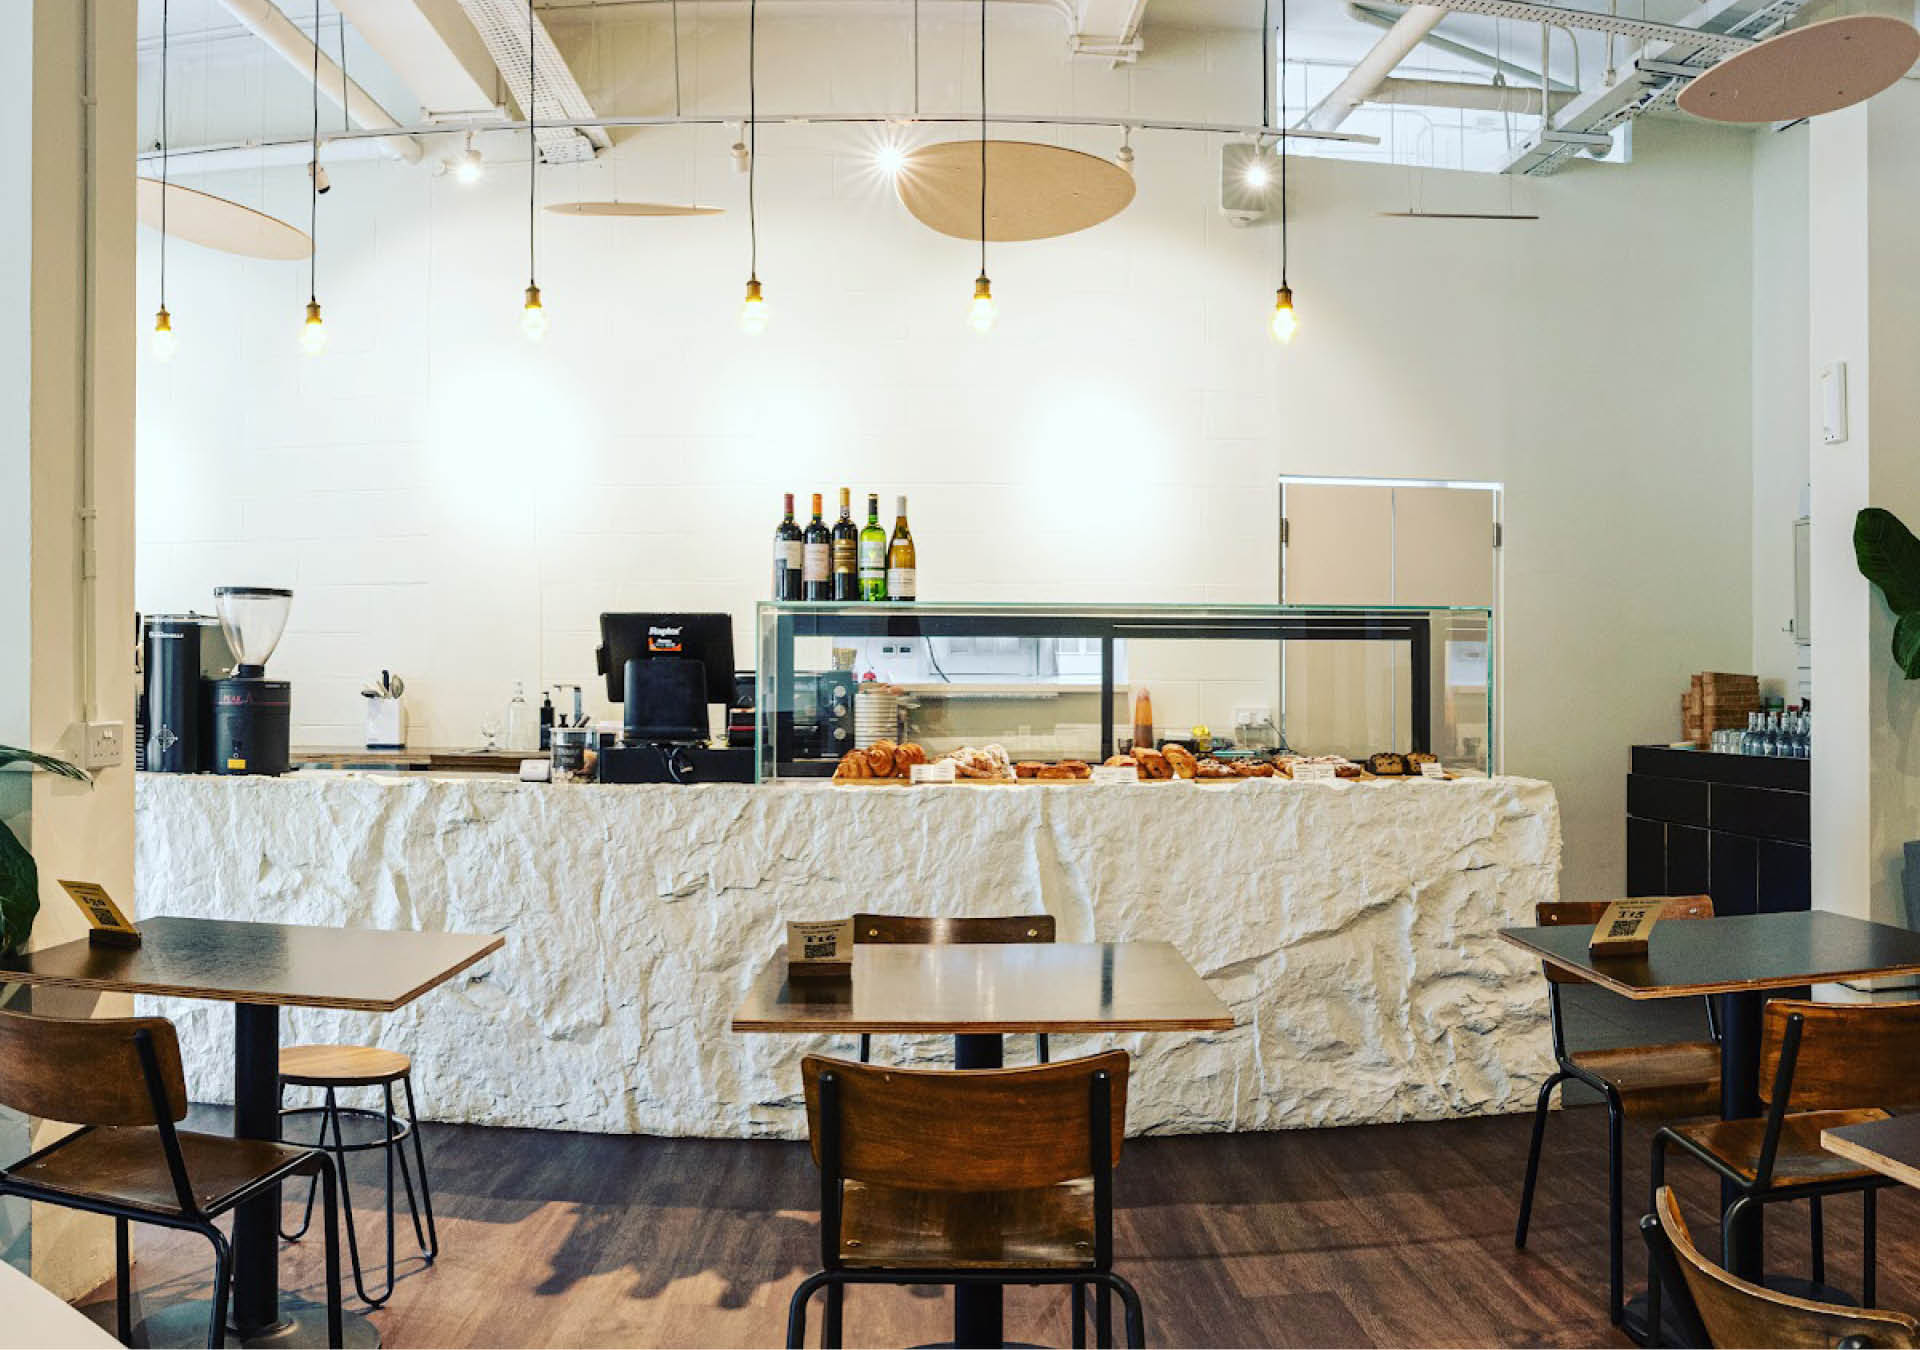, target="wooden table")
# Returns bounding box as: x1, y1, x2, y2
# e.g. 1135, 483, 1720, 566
1500, 911, 1920, 1329
0, 916, 502, 1349
733, 939, 1233, 1350
1823, 1114, 1920, 1191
